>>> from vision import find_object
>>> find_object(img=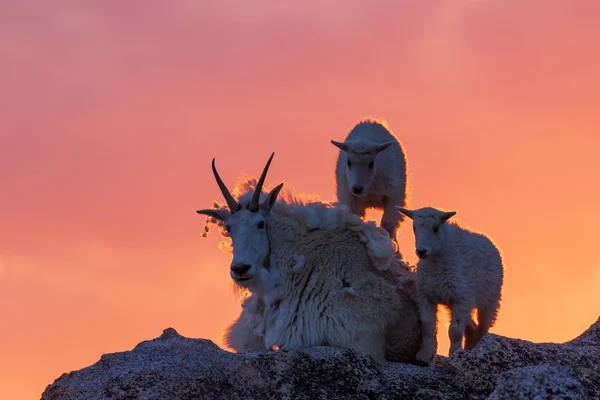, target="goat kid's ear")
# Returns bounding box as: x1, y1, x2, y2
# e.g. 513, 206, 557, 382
395, 206, 414, 220
330, 140, 350, 153
196, 208, 229, 221
374, 141, 394, 154
262, 183, 284, 214
441, 211, 457, 223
